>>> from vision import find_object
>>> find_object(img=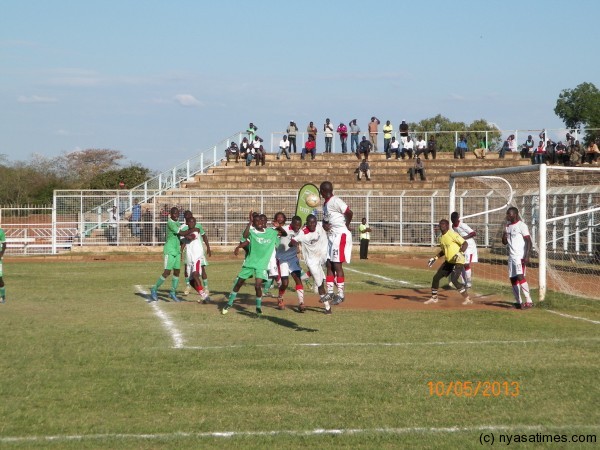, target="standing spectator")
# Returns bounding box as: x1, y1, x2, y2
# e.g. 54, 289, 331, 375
408, 157, 426, 181
585, 140, 600, 164
130, 199, 142, 237
357, 158, 371, 181
401, 136, 414, 159
349, 119, 361, 153
225, 142, 239, 165
356, 136, 372, 160
301, 135, 317, 160
533, 140, 546, 164
286, 121, 298, 153
368, 116, 380, 152
388, 136, 401, 159
426, 136, 437, 159
399, 120, 409, 145
383, 120, 393, 155
246, 122, 257, 142
521, 135, 535, 159
337, 122, 348, 153
307, 121, 318, 140
0, 225, 6, 303
323, 118, 334, 153
277, 135, 291, 160
106, 205, 118, 245
502, 207, 534, 309
358, 218, 372, 260
455, 135, 468, 159
546, 139, 557, 165
414, 135, 427, 158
